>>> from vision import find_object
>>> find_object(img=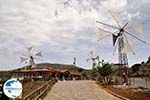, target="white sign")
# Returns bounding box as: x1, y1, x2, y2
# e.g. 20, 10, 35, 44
3, 78, 23, 99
